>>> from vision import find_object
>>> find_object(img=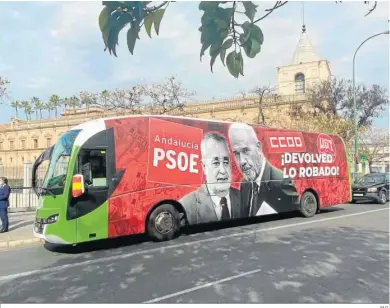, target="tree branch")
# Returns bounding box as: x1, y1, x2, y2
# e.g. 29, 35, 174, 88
232, 1, 238, 52
253, 1, 288, 23
364, 1, 377, 16
146, 1, 170, 12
